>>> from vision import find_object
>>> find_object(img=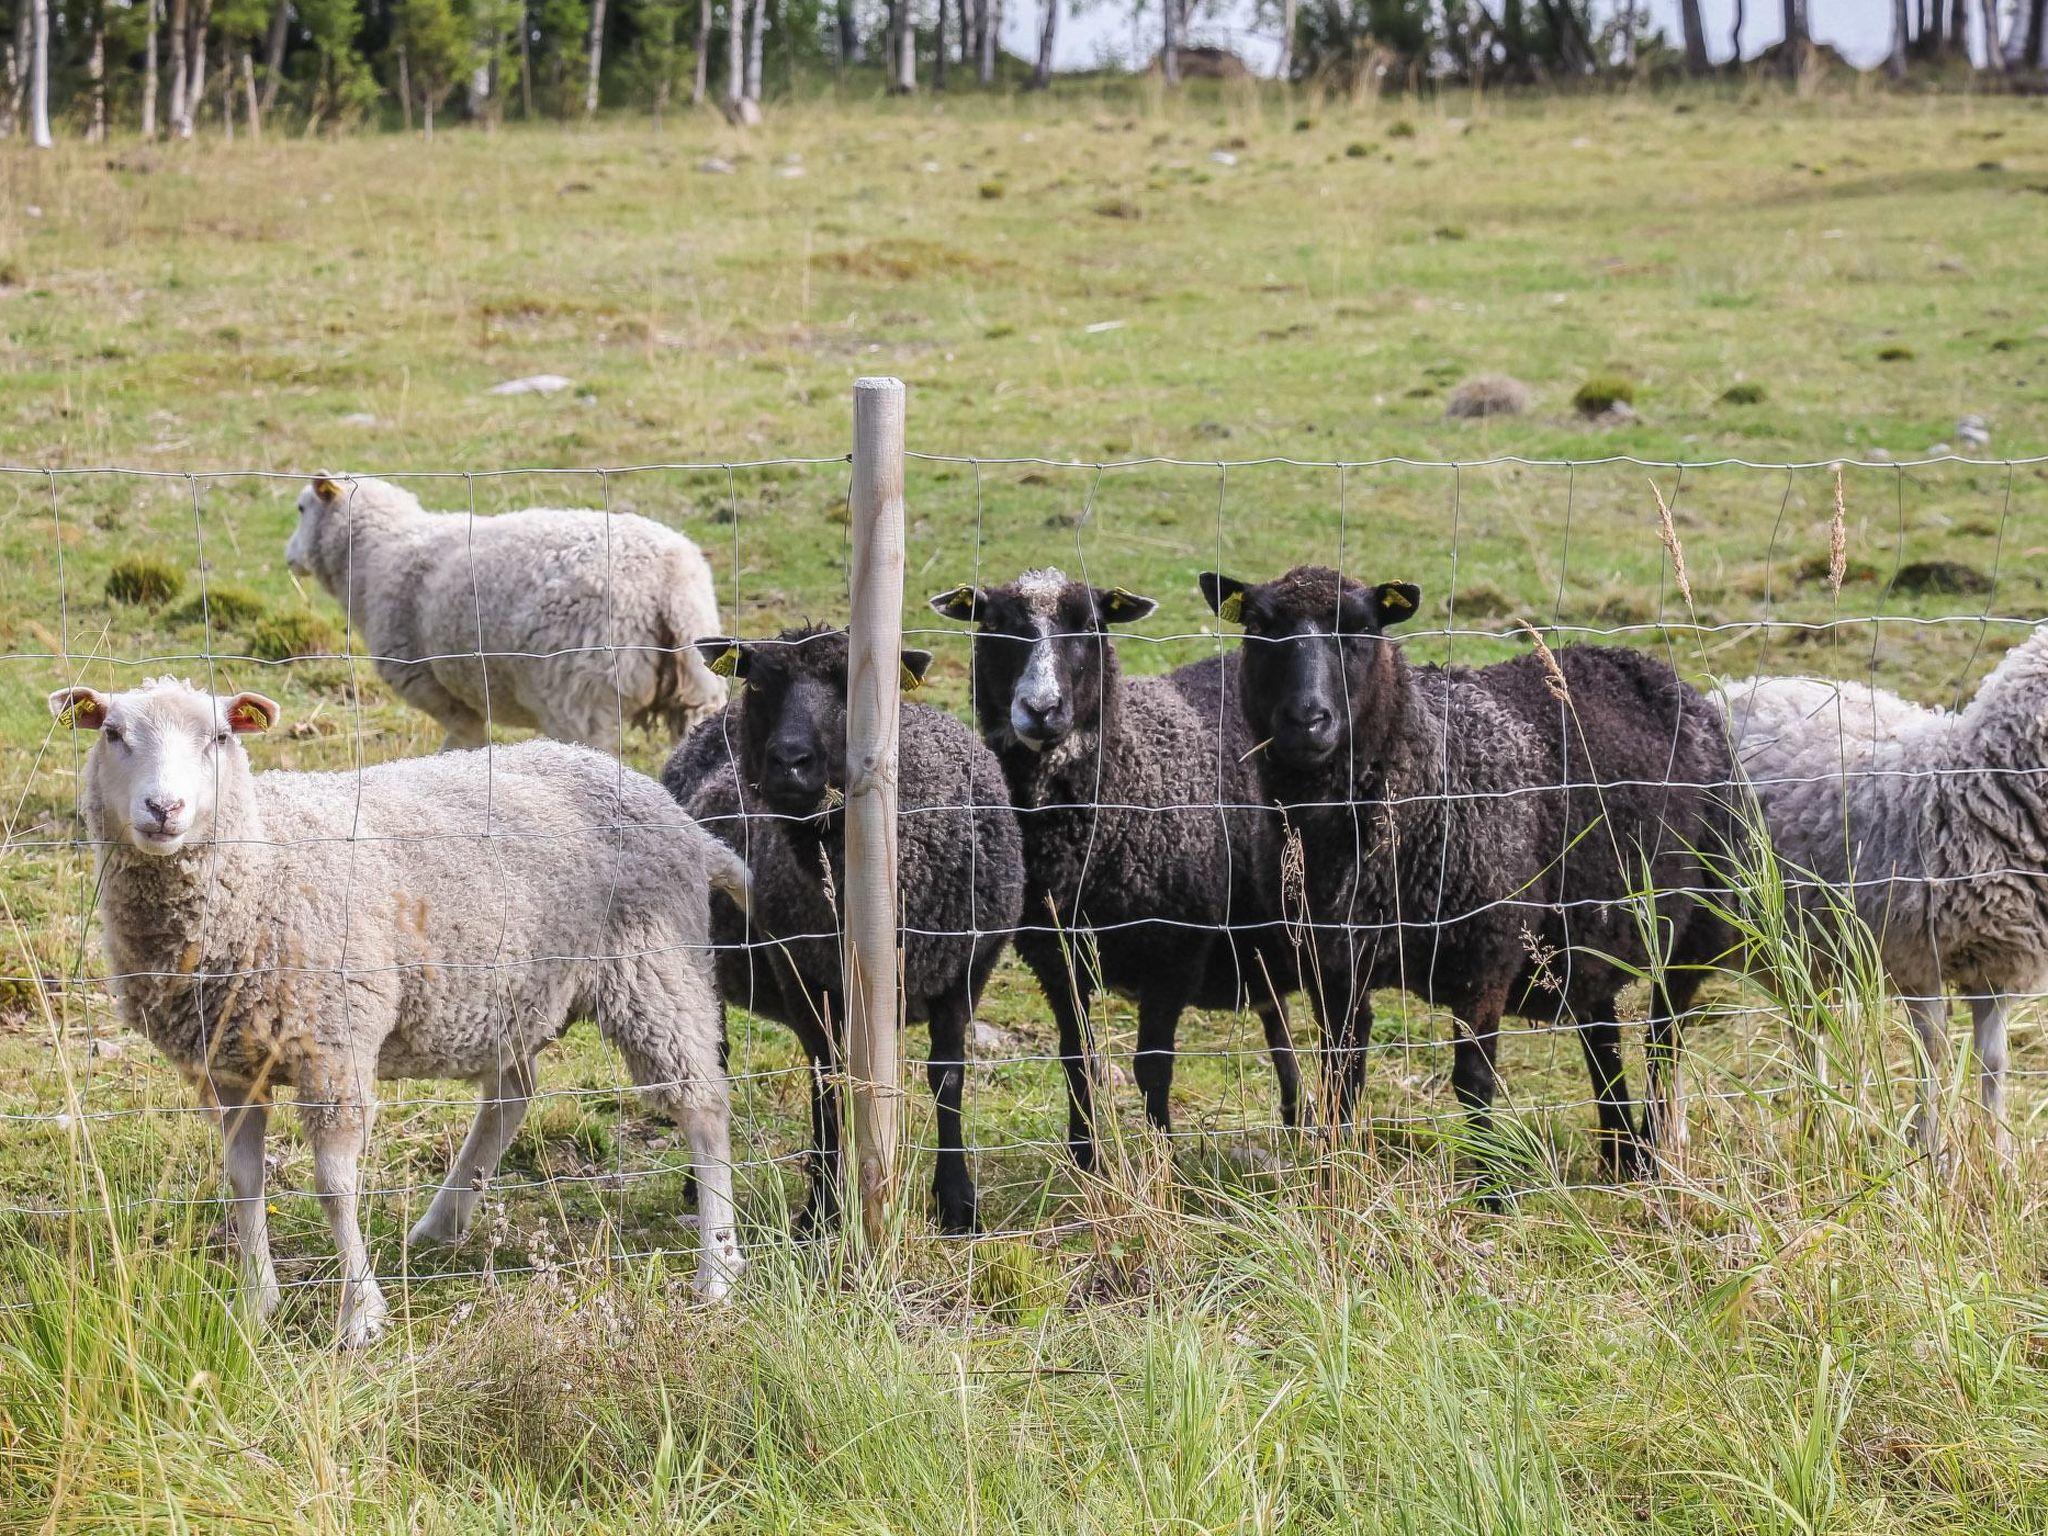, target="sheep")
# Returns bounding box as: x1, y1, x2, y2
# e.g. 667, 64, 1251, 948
1716, 629, 2048, 1161
50, 676, 749, 1346
284, 474, 727, 753
662, 626, 1024, 1233
927, 571, 1307, 1171
1200, 565, 1738, 1179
